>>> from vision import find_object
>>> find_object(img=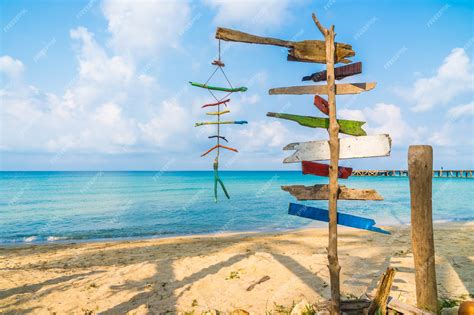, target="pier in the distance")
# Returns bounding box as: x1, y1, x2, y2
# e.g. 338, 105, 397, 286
352, 169, 473, 178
